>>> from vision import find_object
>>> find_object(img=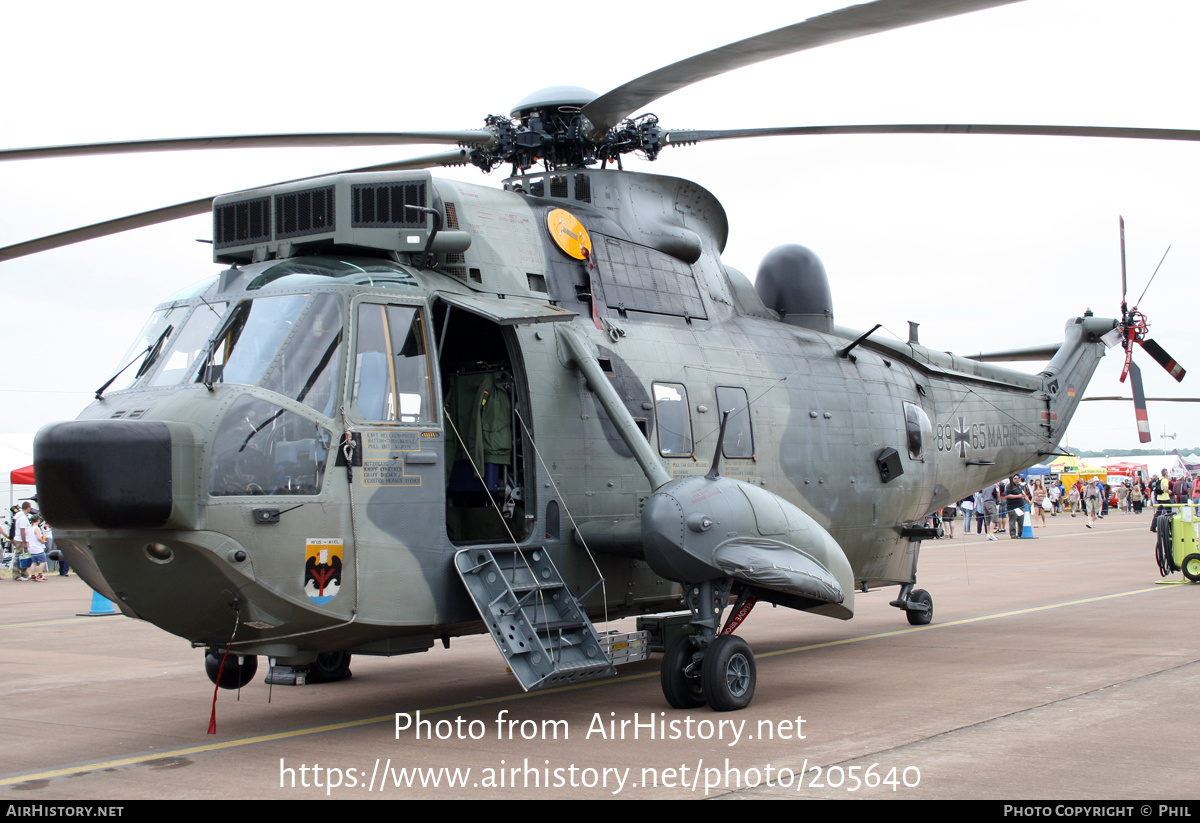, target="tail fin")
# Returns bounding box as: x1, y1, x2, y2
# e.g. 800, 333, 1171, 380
1038, 314, 1119, 448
